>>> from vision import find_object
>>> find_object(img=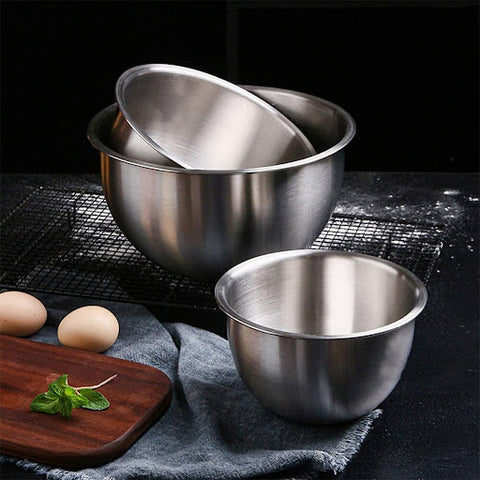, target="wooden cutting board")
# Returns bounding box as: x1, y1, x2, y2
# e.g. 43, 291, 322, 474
0, 335, 172, 469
